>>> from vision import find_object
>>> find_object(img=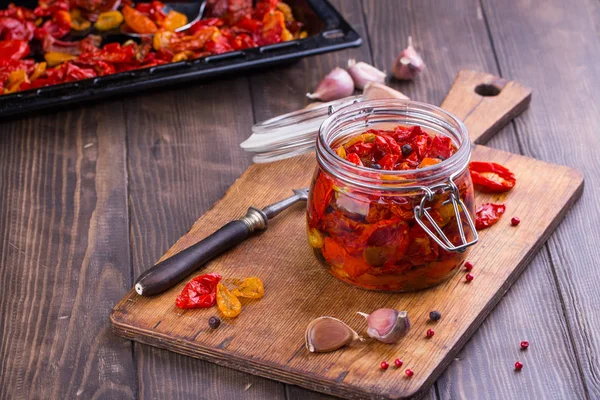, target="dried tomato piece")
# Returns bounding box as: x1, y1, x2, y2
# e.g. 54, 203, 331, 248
216, 282, 242, 318
122, 5, 157, 34
0, 39, 29, 60
428, 135, 454, 160
379, 153, 399, 170
175, 273, 221, 309
34, 10, 71, 40
346, 152, 363, 166
94, 10, 123, 31
469, 162, 516, 192
475, 203, 506, 230
232, 277, 264, 299
160, 10, 187, 31
308, 171, 333, 227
